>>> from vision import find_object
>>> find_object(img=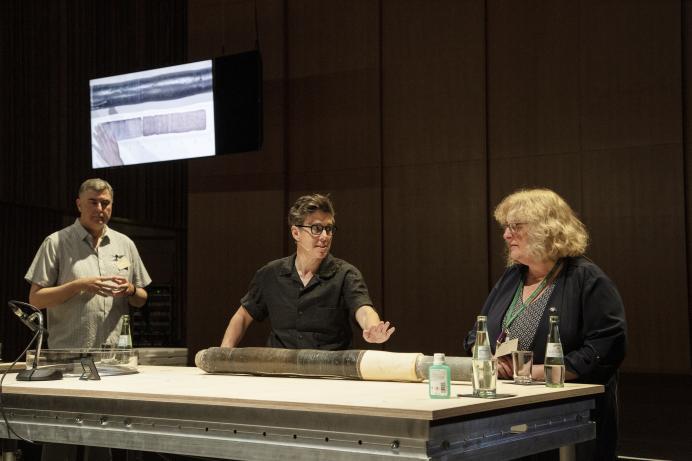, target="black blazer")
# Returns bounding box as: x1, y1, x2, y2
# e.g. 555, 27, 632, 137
464, 256, 627, 384
464, 256, 627, 460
